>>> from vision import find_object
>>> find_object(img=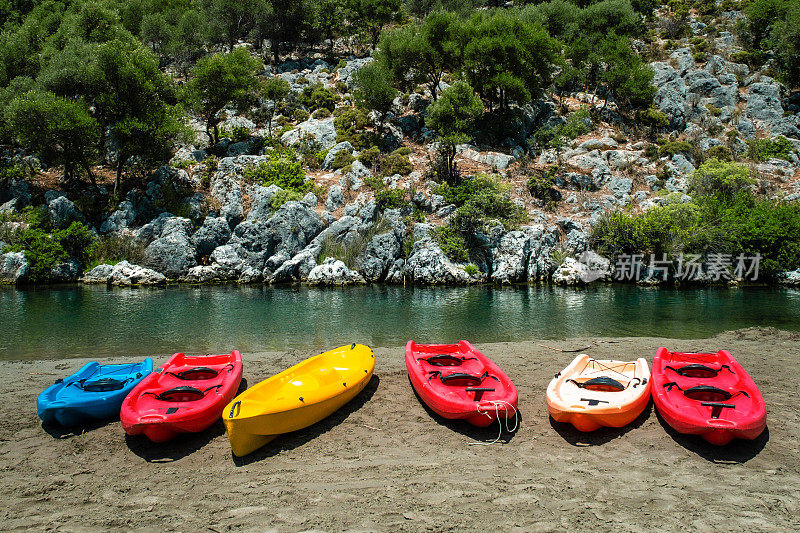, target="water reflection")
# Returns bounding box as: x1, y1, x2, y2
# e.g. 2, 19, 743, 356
1, 284, 799, 360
